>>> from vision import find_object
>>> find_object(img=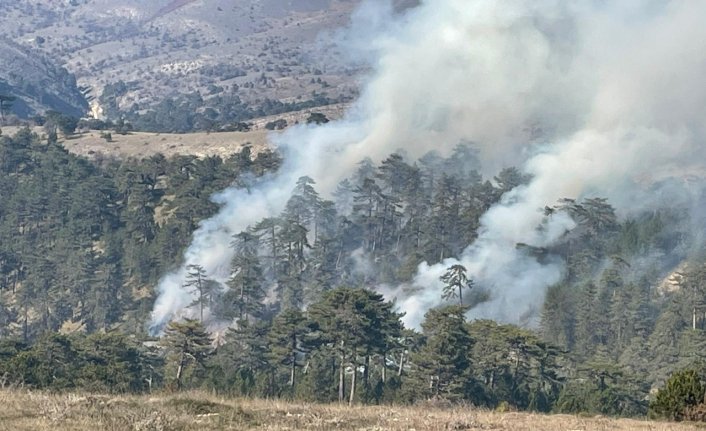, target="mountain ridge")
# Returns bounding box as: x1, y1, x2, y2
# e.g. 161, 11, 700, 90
0, 0, 366, 120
